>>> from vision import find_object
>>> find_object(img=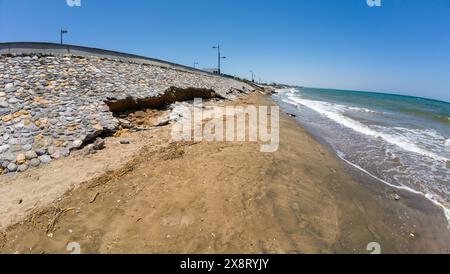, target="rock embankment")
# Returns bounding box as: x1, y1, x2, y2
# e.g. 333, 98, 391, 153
0, 53, 254, 174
